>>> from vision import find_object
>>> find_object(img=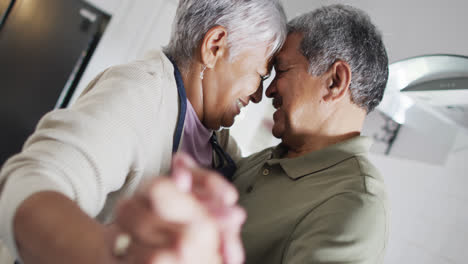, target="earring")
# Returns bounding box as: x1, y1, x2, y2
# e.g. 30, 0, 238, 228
200, 65, 207, 80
